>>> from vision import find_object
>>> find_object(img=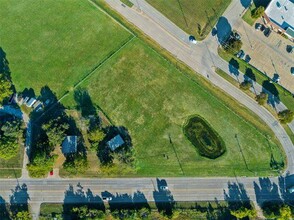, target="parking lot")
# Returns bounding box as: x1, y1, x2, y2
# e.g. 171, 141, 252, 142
234, 19, 294, 92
